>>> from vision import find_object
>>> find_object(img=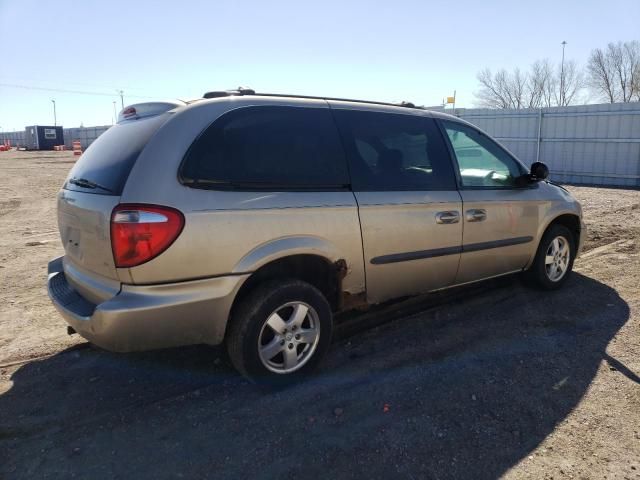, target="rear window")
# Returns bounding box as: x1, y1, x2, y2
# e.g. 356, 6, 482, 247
180, 106, 349, 190
64, 114, 168, 195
